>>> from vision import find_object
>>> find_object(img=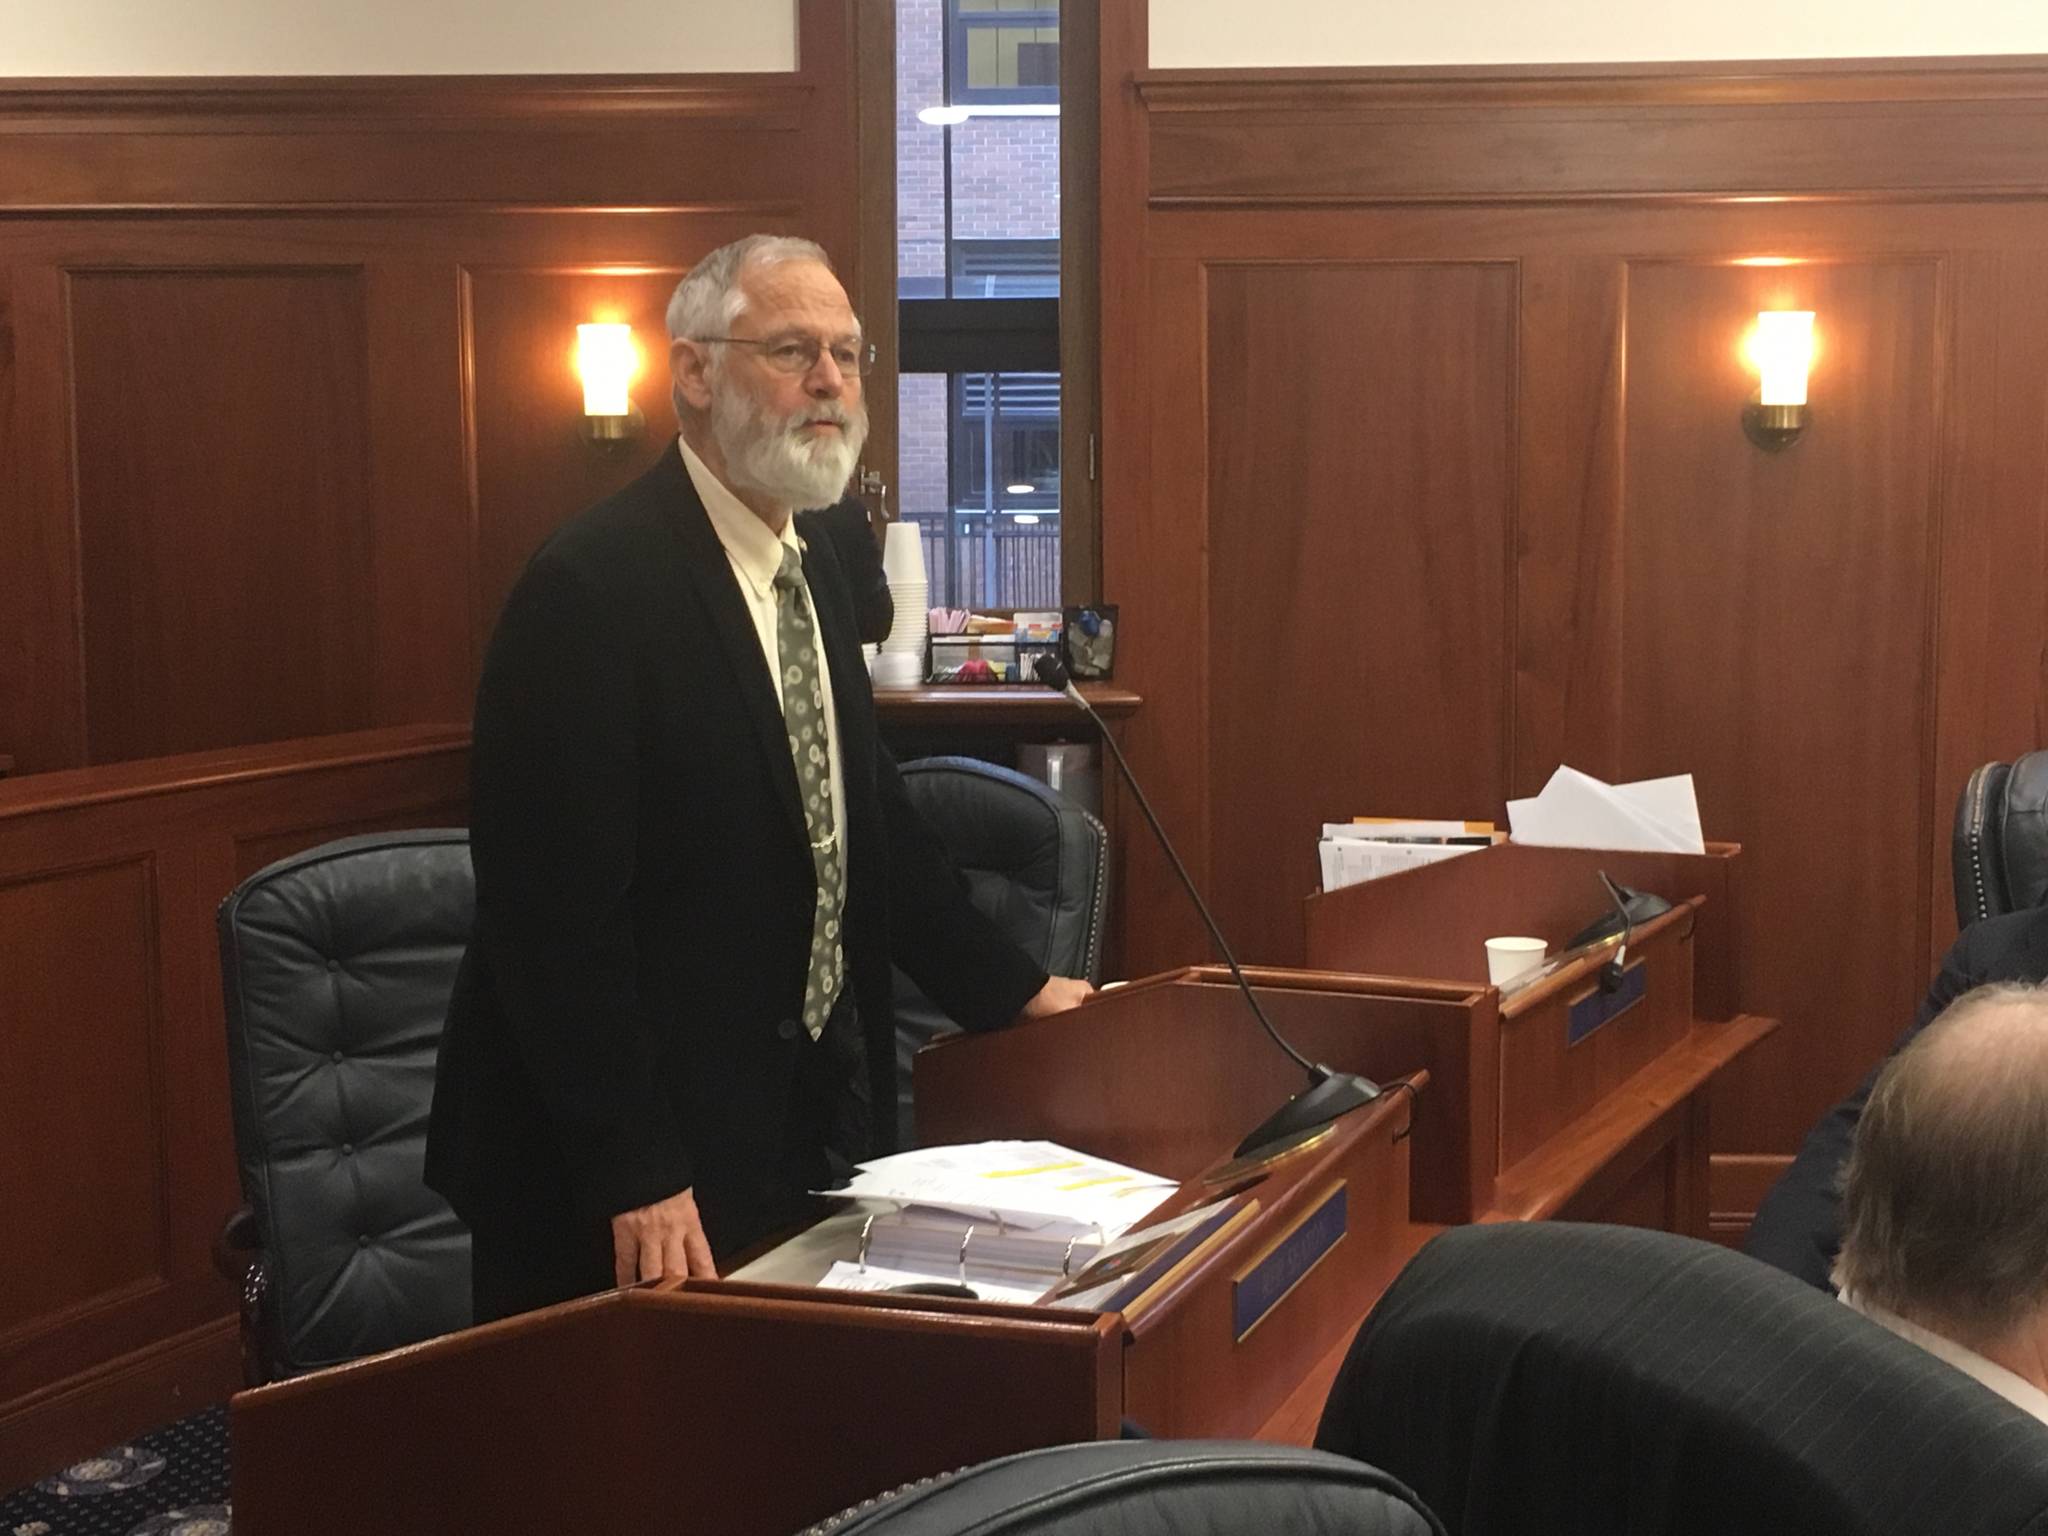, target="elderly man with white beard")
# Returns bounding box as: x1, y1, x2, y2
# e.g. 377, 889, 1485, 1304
427, 235, 1092, 1321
